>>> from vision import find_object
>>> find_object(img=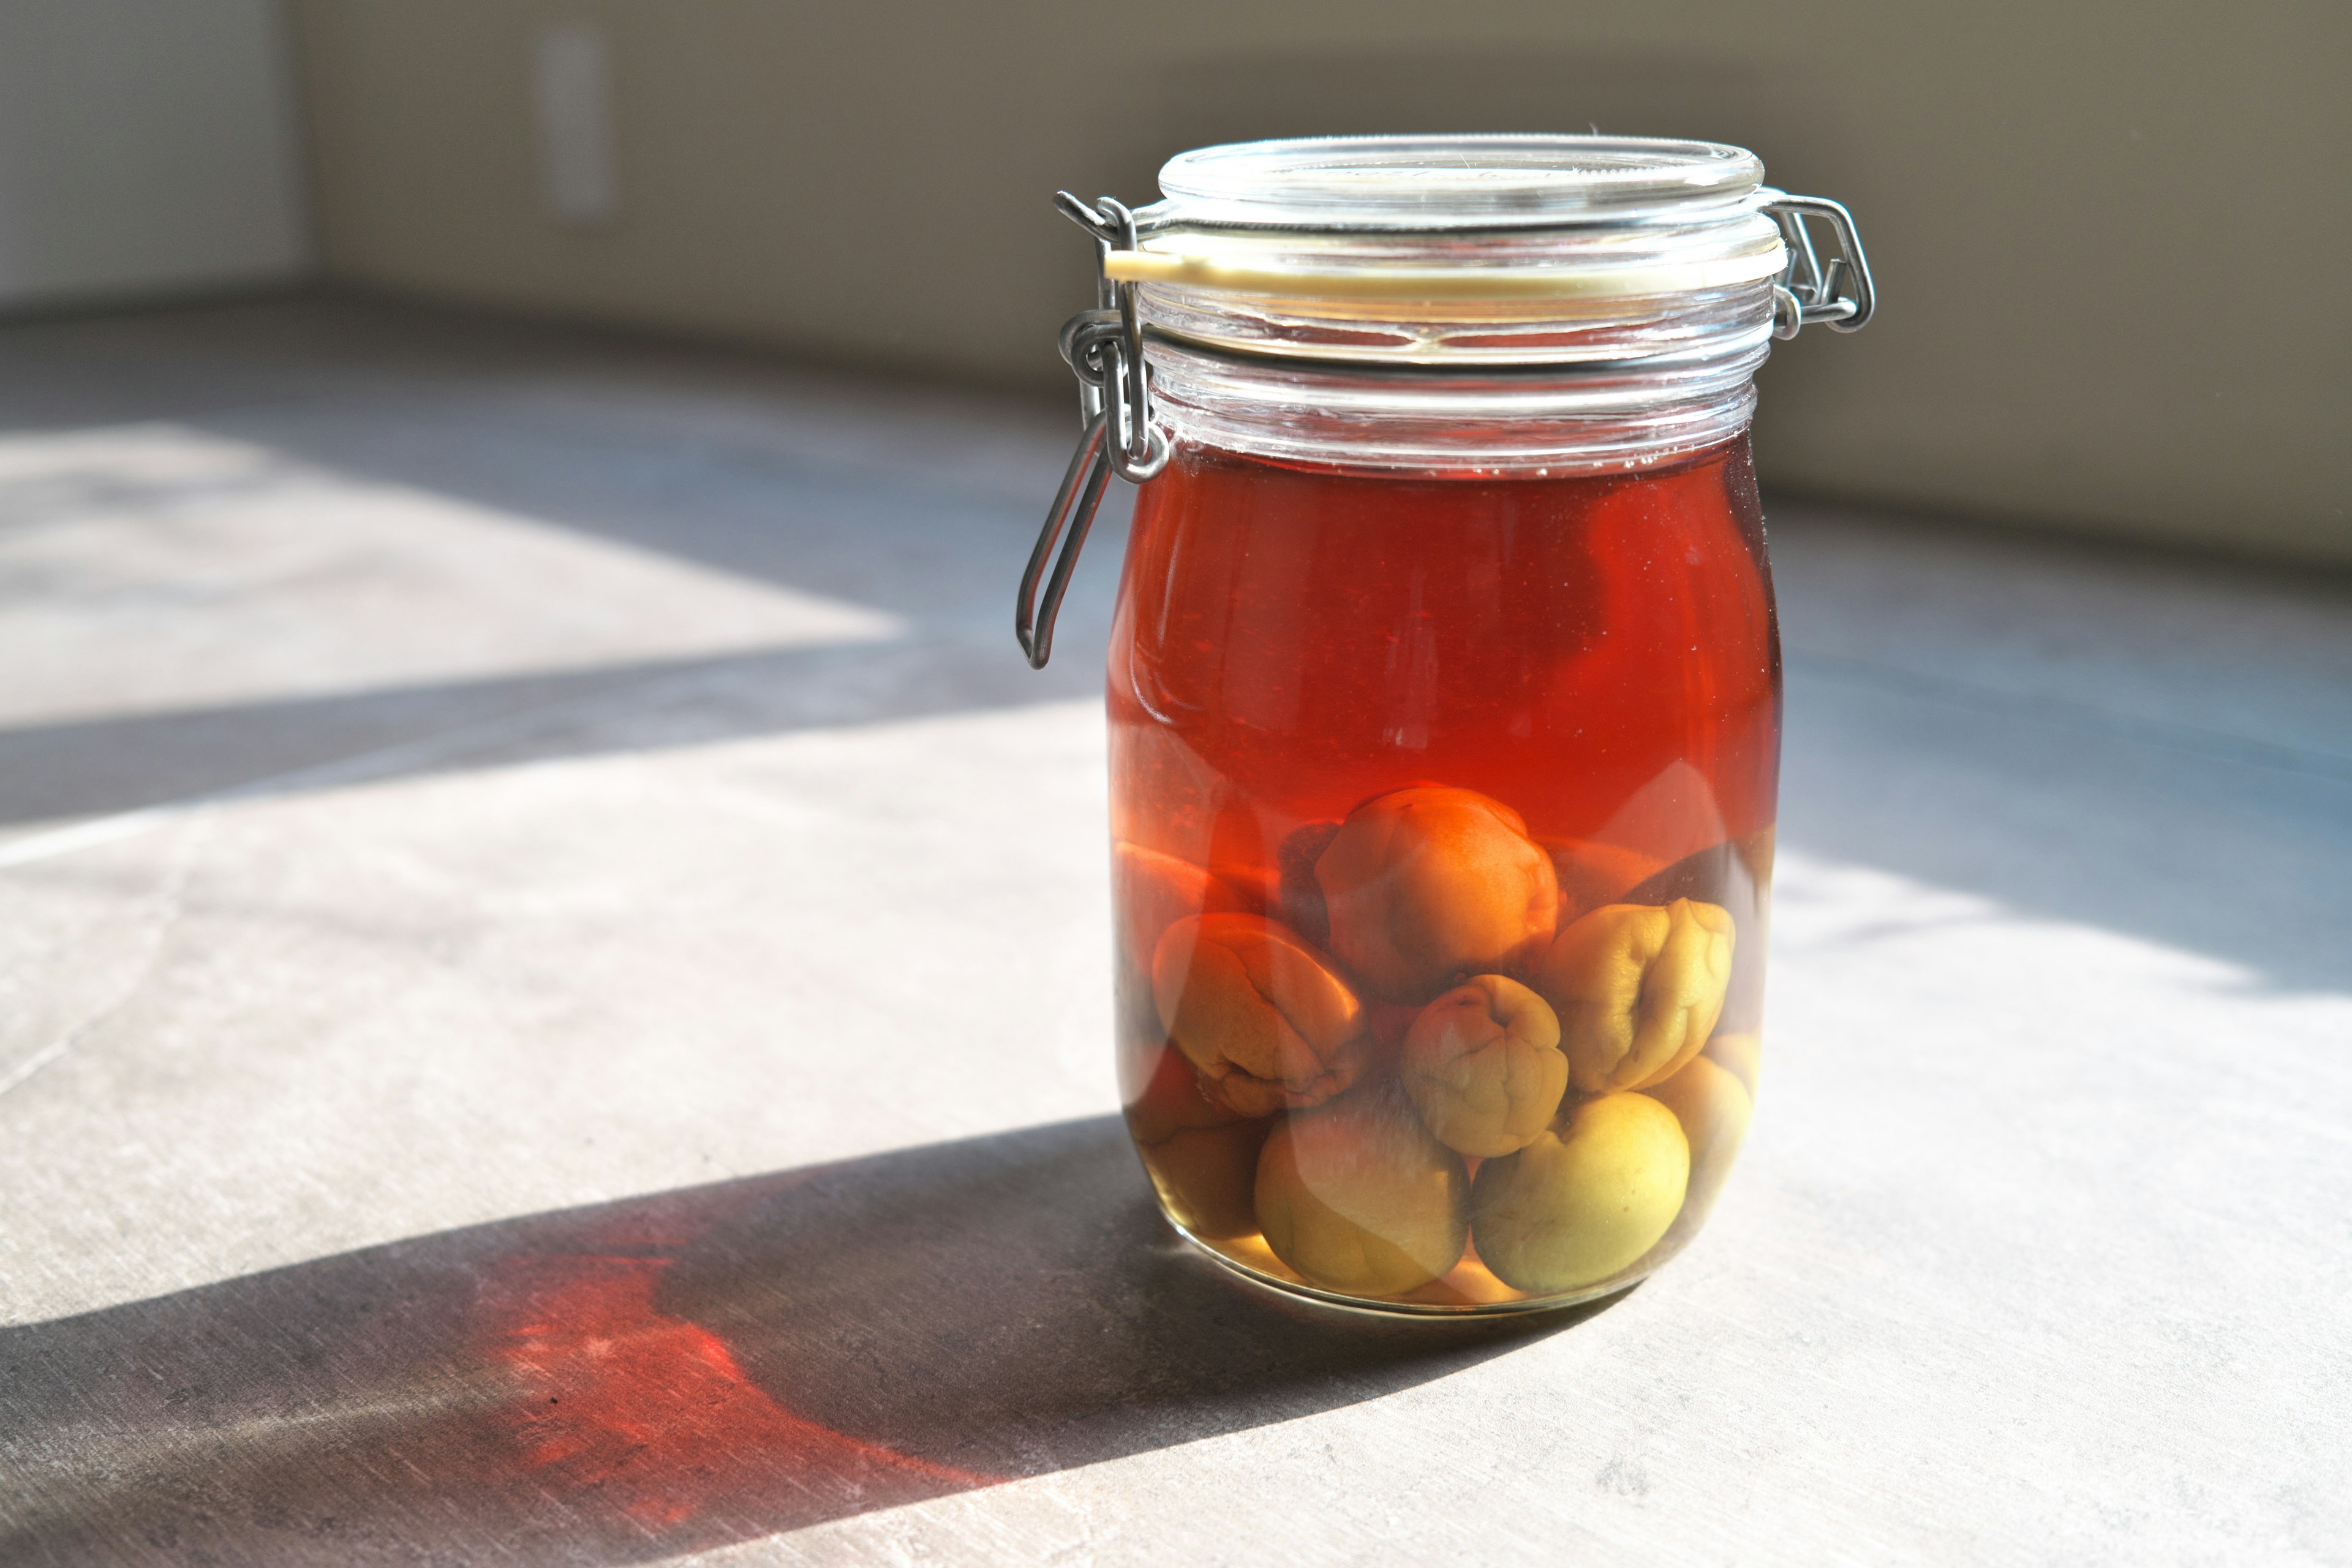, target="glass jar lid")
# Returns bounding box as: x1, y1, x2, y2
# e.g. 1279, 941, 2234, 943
1115, 135, 1788, 368
1147, 134, 1768, 231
